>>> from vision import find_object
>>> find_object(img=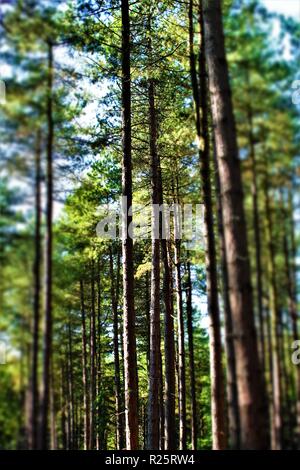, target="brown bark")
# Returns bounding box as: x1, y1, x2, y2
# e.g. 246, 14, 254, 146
174, 239, 187, 450
80, 280, 90, 450
39, 41, 54, 449
213, 145, 240, 449
189, 0, 226, 449
147, 71, 161, 449
89, 263, 96, 449
185, 260, 197, 449
202, 0, 268, 449
264, 174, 282, 450
121, 0, 139, 450
29, 130, 42, 450
109, 246, 125, 450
